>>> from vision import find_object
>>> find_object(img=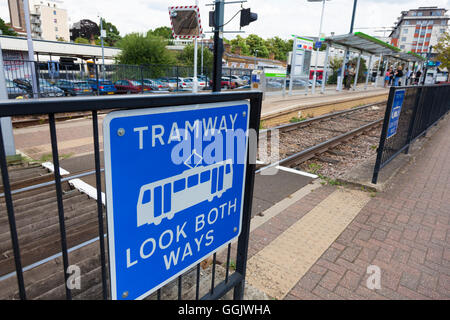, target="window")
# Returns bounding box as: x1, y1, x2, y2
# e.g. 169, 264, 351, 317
53, 10, 56, 15
200, 171, 211, 183
54, 19, 57, 23
226, 164, 231, 174
401, 37, 407, 42
441, 28, 446, 34
55, 27, 58, 31
188, 174, 199, 188
404, 21, 410, 25
400, 45, 405, 49
403, 28, 408, 33
441, 20, 447, 25
174, 179, 185, 193
417, 12, 423, 17
142, 189, 151, 204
